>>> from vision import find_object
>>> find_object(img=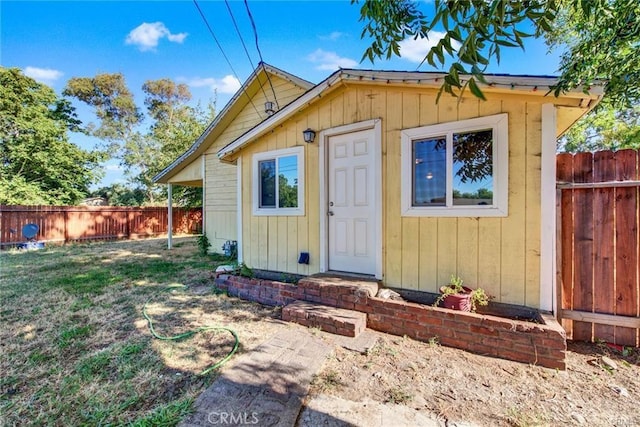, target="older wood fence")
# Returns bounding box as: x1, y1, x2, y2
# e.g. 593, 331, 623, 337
558, 149, 640, 347
0, 206, 202, 248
